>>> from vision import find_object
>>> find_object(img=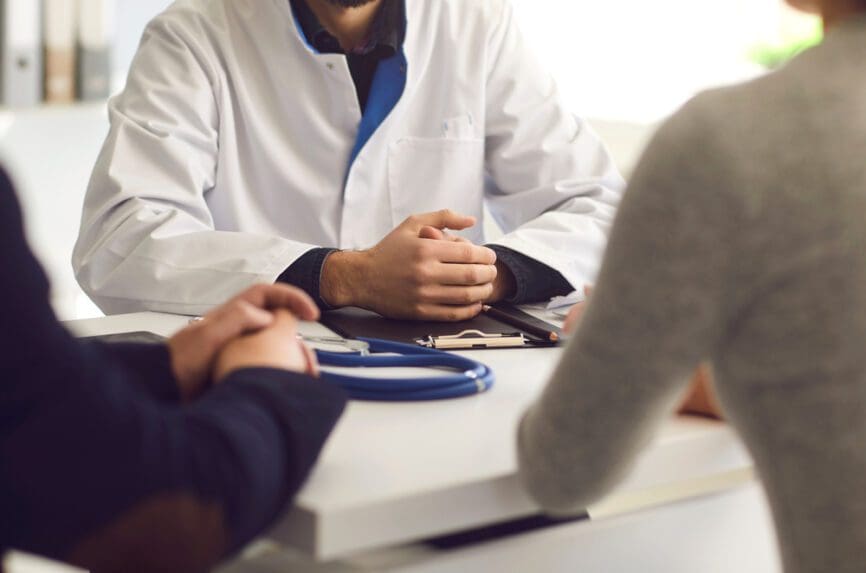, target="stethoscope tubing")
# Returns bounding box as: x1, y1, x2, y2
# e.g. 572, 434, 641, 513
314, 337, 495, 401
321, 370, 490, 392
341, 382, 492, 402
